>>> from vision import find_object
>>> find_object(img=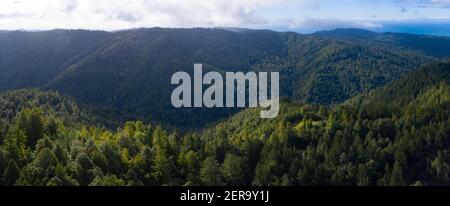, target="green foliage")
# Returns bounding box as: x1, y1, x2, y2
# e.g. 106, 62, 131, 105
3, 160, 20, 186
315, 28, 450, 58
15, 107, 45, 148
0, 80, 448, 186
0, 28, 440, 128
89, 175, 126, 186
221, 153, 248, 186
0, 31, 449, 186
200, 157, 223, 186
3, 126, 27, 163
